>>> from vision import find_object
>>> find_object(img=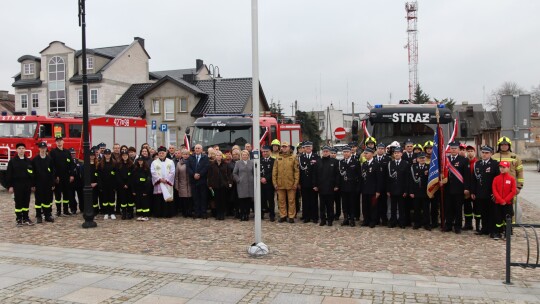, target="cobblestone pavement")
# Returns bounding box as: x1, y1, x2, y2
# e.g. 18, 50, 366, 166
0, 166, 539, 287
0, 243, 539, 304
